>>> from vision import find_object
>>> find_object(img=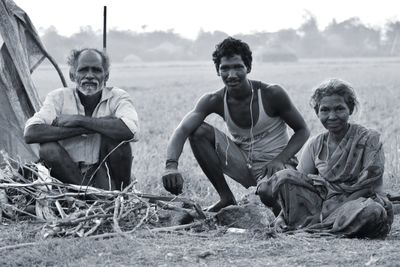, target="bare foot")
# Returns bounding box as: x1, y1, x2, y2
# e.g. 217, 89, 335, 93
205, 198, 237, 212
